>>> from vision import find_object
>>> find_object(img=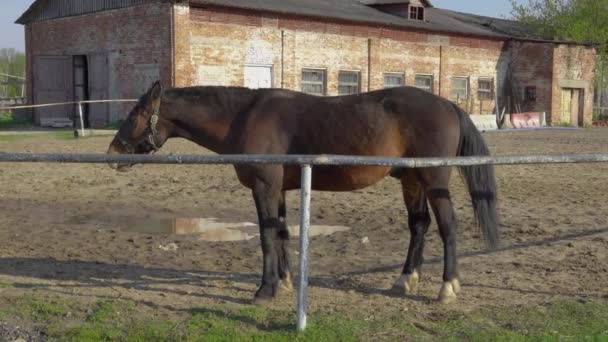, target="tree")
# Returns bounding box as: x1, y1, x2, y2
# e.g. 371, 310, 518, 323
0, 48, 26, 98
510, 0, 608, 54
511, 0, 608, 120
